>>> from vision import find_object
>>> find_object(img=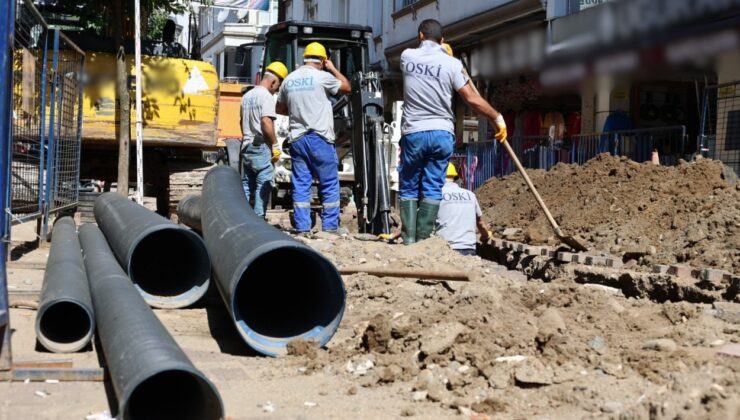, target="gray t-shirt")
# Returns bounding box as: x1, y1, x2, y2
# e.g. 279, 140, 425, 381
435, 181, 482, 250
277, 65, 342, 143
400, 41, 469, 136
241, 85, 276, 147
